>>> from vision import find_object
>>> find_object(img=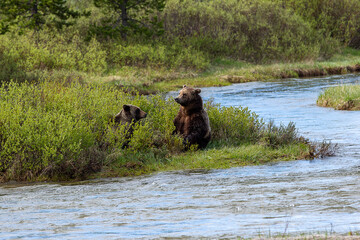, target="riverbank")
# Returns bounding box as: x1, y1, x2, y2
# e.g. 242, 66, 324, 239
1, 50, 358, 182
0, 80, 329, 183
92, 143, 312, 179
2, 75, 360, 238
1, 48, 358, 183
317, 84, 360, 110
97, 48, 360, 94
